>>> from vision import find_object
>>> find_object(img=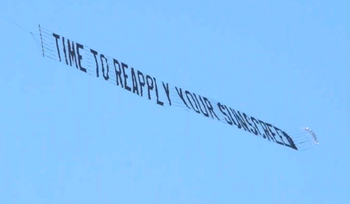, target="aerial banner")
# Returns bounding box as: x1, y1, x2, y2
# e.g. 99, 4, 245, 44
36, 24, 317, 151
